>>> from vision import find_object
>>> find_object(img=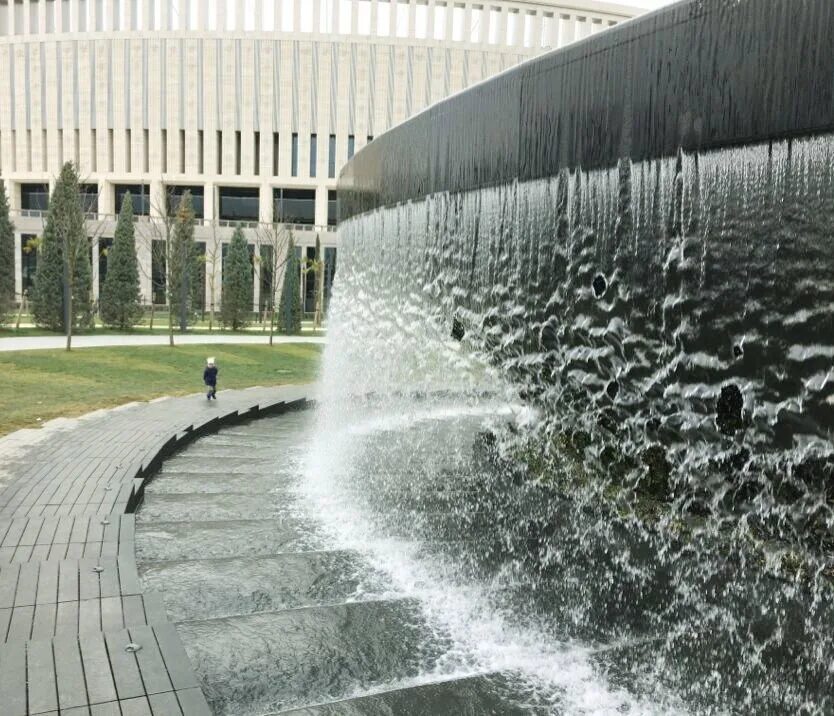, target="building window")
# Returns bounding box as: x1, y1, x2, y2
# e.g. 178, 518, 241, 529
98, 237, 113, 296
79, 183, 99, 216
274, 188, 315, 226
151, 239, 166, 305
114, 184, 151, 216
328, 134, 337, 179
347, 135, 355, 160
324, 246, 337, 313
20, 234, 38, 295
20, 183, 49, 213
272, 132, 280, 175
291, 133, 299, 177
166, 185, 205, 220
309, 134, 317, 178
218, 186, 259, 222
327, 190, 337, 227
